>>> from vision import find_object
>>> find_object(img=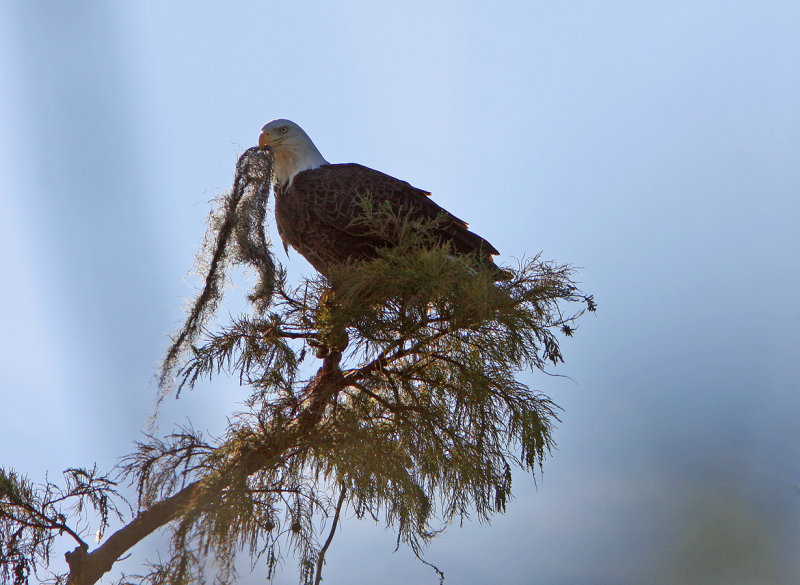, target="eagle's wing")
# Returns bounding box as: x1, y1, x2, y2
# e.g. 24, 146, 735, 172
290, 163, 499, 258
